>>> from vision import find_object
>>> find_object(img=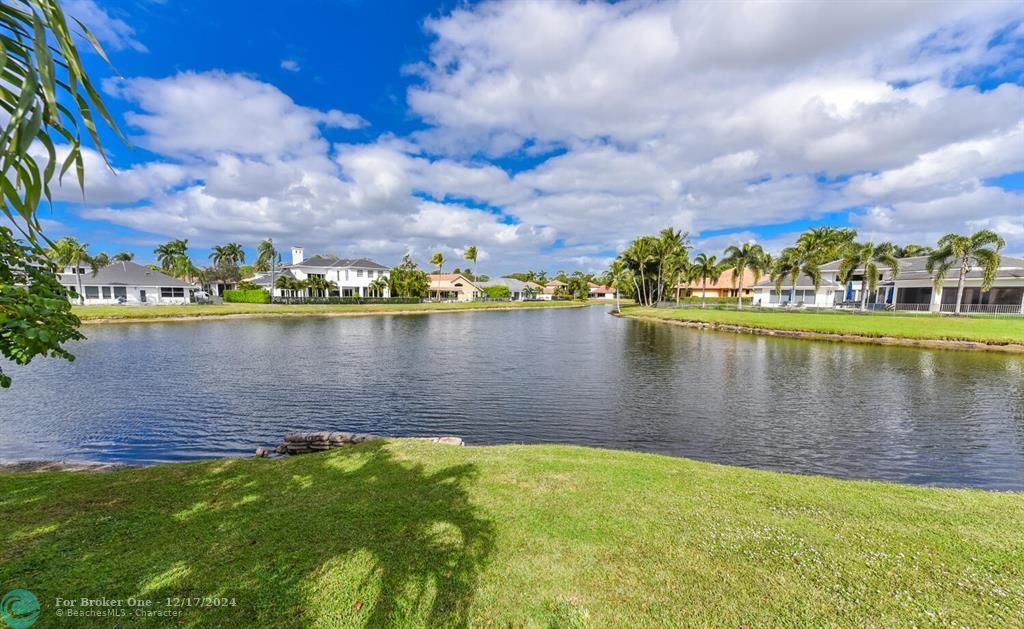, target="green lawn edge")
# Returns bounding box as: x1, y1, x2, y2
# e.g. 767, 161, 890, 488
2, 440, 1021, 626
620, 306, 1024, 346
72, 300, 585, 322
